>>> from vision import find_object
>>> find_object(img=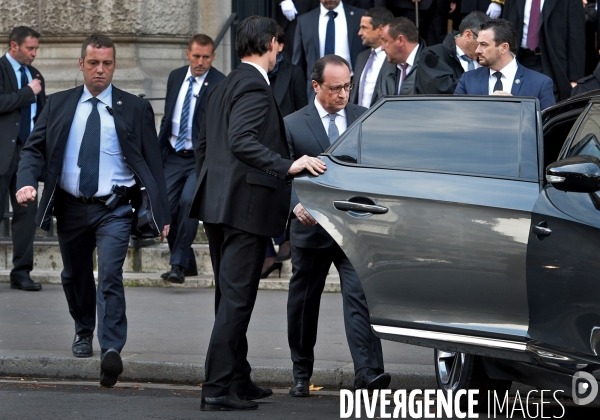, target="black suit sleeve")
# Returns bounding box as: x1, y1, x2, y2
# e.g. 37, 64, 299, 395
196, 109, 207, 176
284, 118, 300, 217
